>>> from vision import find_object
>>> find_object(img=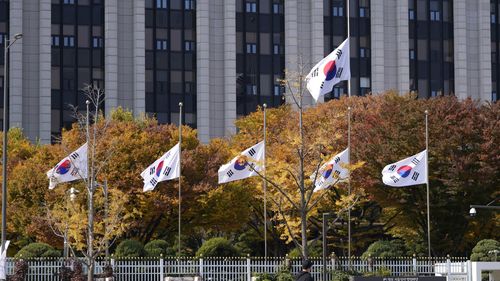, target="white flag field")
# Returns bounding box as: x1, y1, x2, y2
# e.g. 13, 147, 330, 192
311, 148, 349, 192
306, 38, 351, 101
46, 143, 88, 189
382, 150, 427, 187
218, 141, 265, 184
141, 143, 180, 192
